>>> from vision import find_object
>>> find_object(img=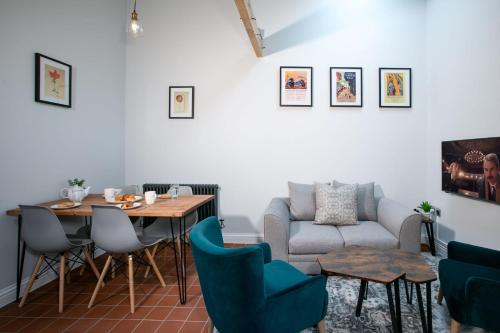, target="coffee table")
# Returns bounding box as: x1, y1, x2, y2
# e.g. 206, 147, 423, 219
318, 246, 437, 333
